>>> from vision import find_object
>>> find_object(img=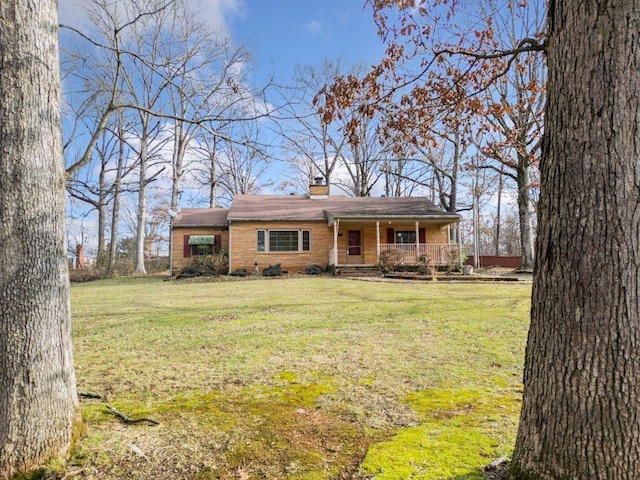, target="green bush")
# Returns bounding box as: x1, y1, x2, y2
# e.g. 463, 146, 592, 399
229, 268, 249, 277
262, 263, 282, 277
303, 264, 323, 275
